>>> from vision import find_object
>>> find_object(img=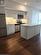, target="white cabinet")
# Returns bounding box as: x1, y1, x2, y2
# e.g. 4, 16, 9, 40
21, 25, 40, 40
26, 26, 34, 39
34, 25, 40, 35
6, 24, 15, 35
21, 26, 27, 39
